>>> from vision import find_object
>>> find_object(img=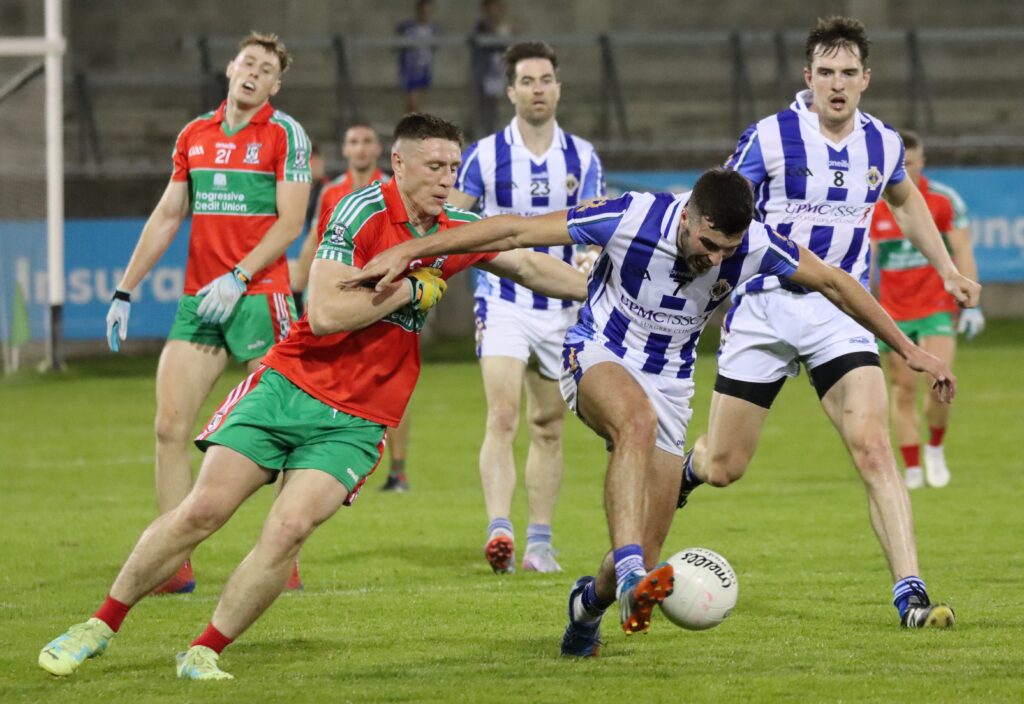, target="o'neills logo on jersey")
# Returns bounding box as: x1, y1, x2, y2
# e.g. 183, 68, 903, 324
244, 143, 262, 164
565, 173, 579, 196
865, 166, 883, 190
709, 278, 732, 301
